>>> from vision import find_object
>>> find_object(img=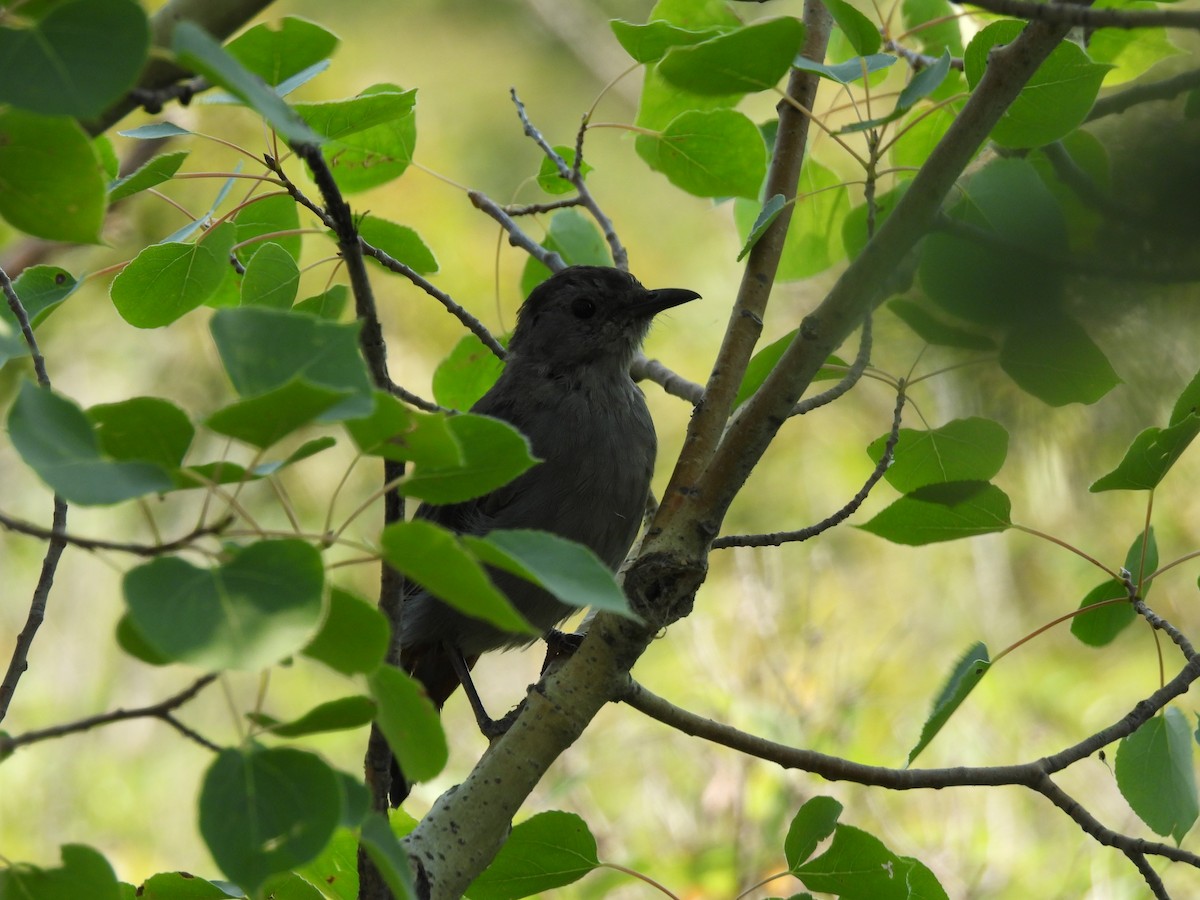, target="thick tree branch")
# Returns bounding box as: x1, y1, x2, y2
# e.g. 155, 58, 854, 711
956, 0, 1200, 30
655, 7, 836, 540
403, 6, 837, 897
689, 12, 1087, 547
